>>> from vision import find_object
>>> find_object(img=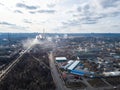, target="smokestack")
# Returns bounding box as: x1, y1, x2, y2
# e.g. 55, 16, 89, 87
42, 28, 46, 40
